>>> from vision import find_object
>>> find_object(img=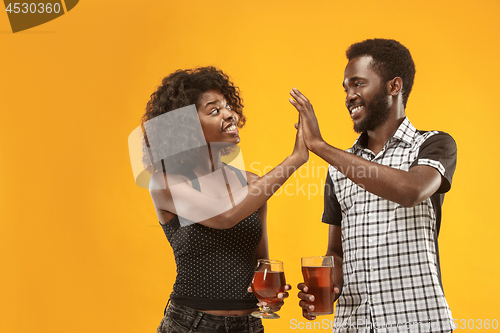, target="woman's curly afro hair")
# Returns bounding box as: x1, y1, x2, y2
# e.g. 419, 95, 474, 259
142, 66, 245, 126
141, 66, 244, 175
